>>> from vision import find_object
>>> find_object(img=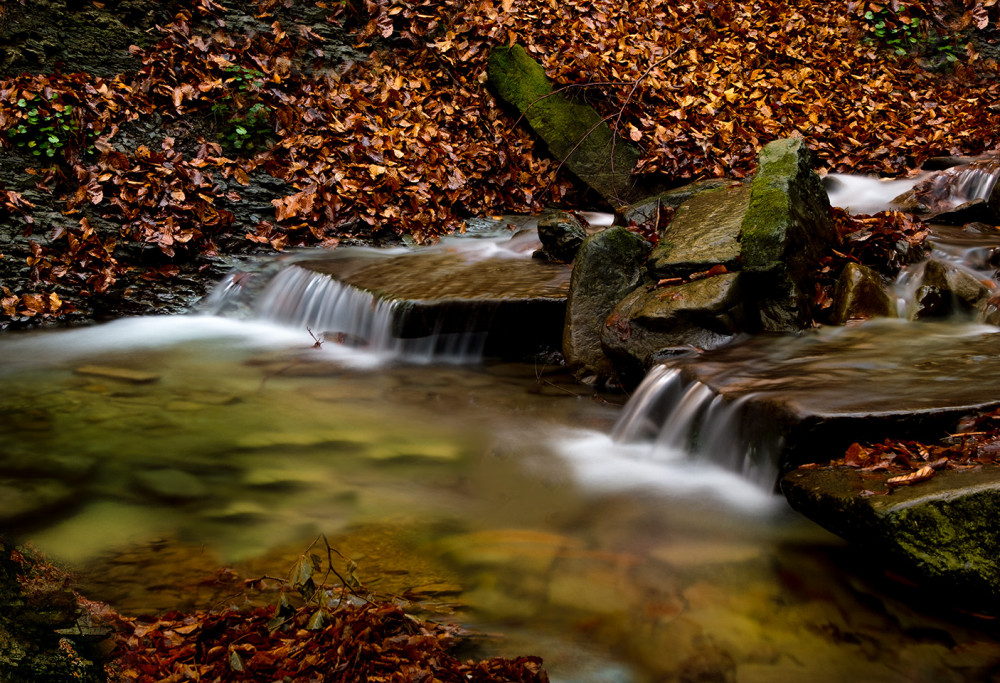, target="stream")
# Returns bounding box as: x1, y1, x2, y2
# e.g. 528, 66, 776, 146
2, 177, 1000, 681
